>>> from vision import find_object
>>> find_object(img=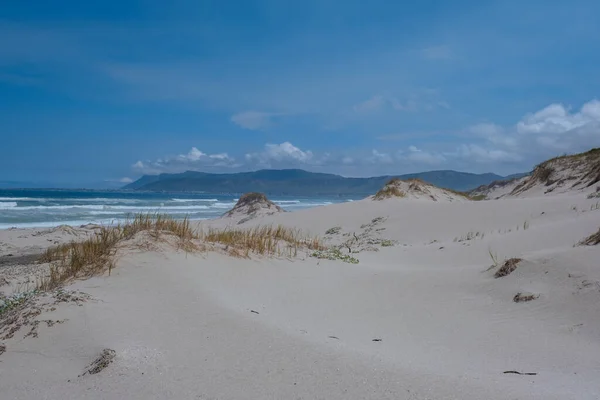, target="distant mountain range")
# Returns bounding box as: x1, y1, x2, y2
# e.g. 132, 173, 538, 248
124, 169, 529, 195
